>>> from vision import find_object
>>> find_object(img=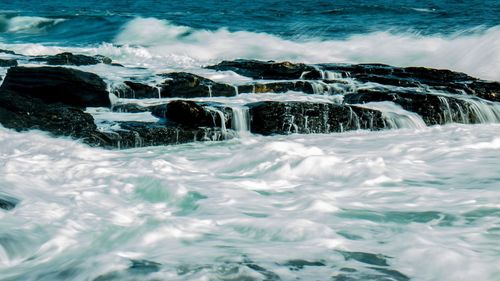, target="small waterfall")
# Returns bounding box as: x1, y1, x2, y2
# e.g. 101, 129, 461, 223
358, 102, 427, 129
310, 81, 325, 95
437, 96, 454, 123
437, 95, 500, 124
155, 86, 162, 99
206, 107, 227, 137
231, 106, 250, 133
322, 70, 343, 80
208, 85, 213, 98
233, 85, 239, 96
347, 107, 361, 130
460, 97, 500, 123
